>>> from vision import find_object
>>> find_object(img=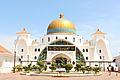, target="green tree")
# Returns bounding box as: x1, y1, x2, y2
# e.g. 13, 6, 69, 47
44, 65, 47, 71
49, 66, 56, 72
23, 65, 30, 73
49, 63, 57, 72
15, 65, 23, 72
80, 66, 86, 74
64, 64, 73, 73
92, 67, 101, 74
85, 66, 92, 73
36, 61, 45, 73
31, 65, 38, 71
75, 63, 85, 72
